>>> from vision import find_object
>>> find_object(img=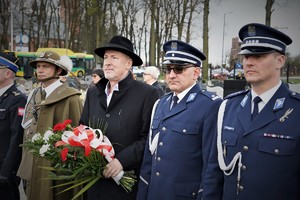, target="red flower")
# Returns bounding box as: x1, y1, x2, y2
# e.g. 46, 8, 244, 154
53, 123, 66, 131
64, 119, 72, 125
61, 147, 69, 161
